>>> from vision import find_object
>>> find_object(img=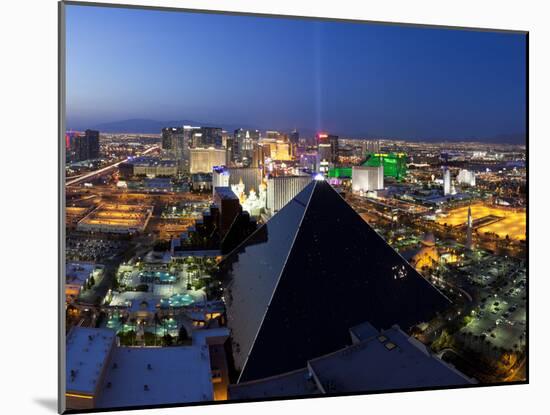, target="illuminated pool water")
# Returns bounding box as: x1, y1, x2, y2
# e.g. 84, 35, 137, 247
106, 315, 136, 334
138, 271, 177, 284
160, 293, 195, 308
151, 318, 178, 336
106, 316, 121, 332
